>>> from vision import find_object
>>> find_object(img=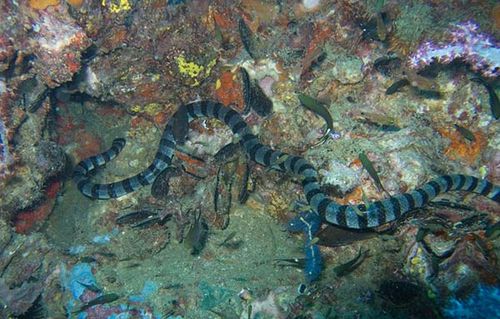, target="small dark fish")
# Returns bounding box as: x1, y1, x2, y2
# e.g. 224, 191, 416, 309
209, 308, 240, 319
274, 257, 306, 269
185, 209, 209, 256
453, 124, 476, 142
221, 240, 243, 250
316, 225, 376, 247
77, 280, 102, 293
375, 12, 387, 41
218, 231, 243, 249
116, 210, 154, 225
240, 67, 252, 115
374, 56, 402, 77
454, 213, 488, 229
151, 166, 180, 199
219, 231, 237, 246
360, 12, 389, 41
81, 44, 99, 64
429, 200, 473, 211
238, 161, 252, 204
131, 215, 162, 229
78, 256, 97, 263
73, 293, 120, 313
405, 70, 440, 92
386, 79, 409, 95
161, 283, 184, 290
240, 67, 273, 116
333, 248, 369, 277
471, 77, 500, 119
297, 93, 335, 144
172, 105, 189, 145
19, 76, 49, 113
214, 166, 223, 213
215, 160, 237, 222
358, 151, 389, 196
356, 118, 401, 132
238, 18, 256, 59
214, 143, 240, 162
